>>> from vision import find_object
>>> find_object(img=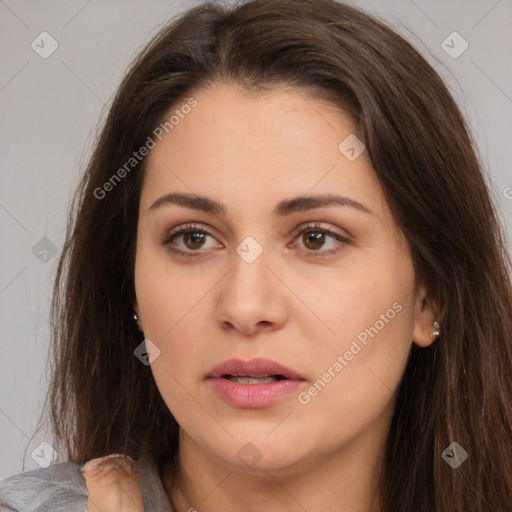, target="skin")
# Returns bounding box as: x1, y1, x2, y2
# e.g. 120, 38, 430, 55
82, 454, 144, 511
133, 82, 438, 512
